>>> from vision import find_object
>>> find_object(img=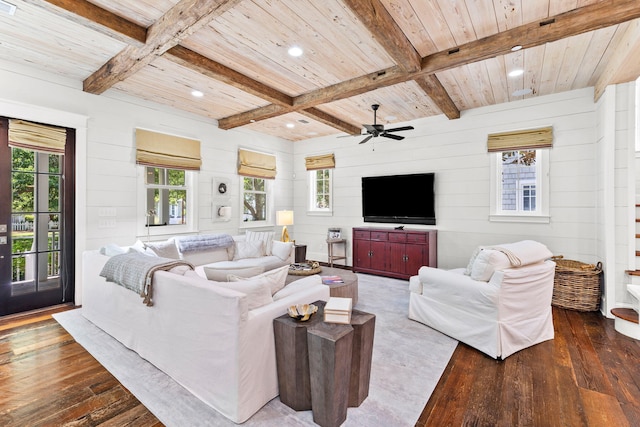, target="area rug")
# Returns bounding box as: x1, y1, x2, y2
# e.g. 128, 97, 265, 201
54, 273, 457, 426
